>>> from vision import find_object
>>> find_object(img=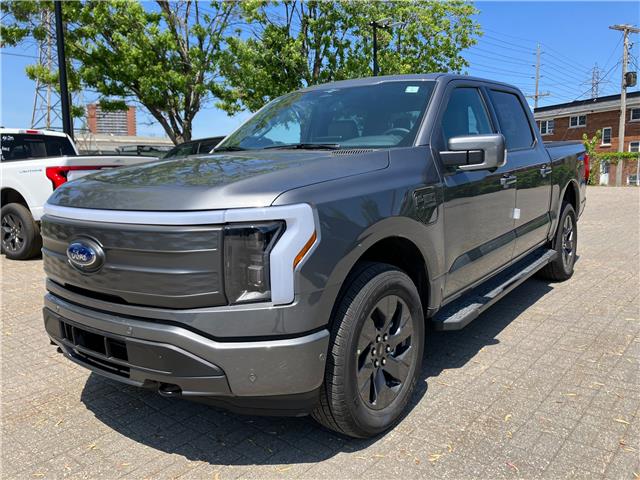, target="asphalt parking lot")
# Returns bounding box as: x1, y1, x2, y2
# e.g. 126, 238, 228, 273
2, 186, 639, 479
